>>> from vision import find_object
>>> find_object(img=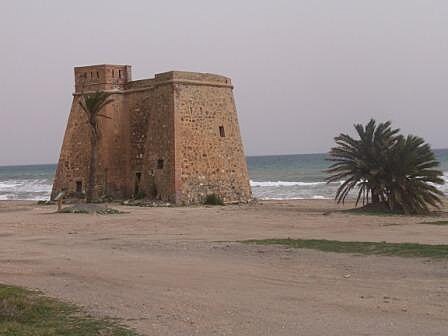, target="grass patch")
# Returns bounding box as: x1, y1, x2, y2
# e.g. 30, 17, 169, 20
58, 205, 124, 215
338, 208, 406, 217
419, 220, 448, 226
0, 284, 139, 335
96, 207, 124, 215
242, 238, 448, 258
58, 207, 89, 214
